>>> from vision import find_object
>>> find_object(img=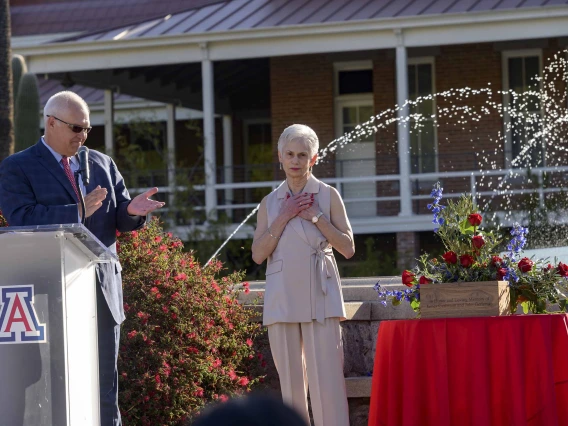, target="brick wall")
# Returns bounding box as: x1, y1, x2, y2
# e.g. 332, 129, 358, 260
270, 54, 335, 179
435, 43, 504, 172
268, 40, 567, 212
543, 40, 568, 168
396, 232, 420, 271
